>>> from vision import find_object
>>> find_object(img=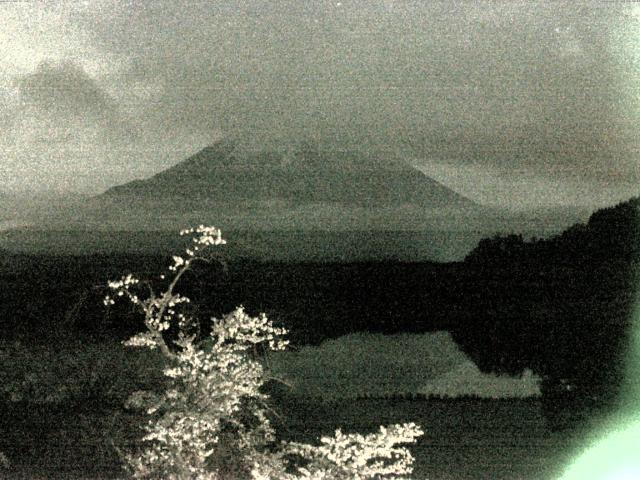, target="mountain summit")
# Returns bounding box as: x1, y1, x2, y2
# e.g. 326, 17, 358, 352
103, 140, 476, 209
77, 139, 489, 237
